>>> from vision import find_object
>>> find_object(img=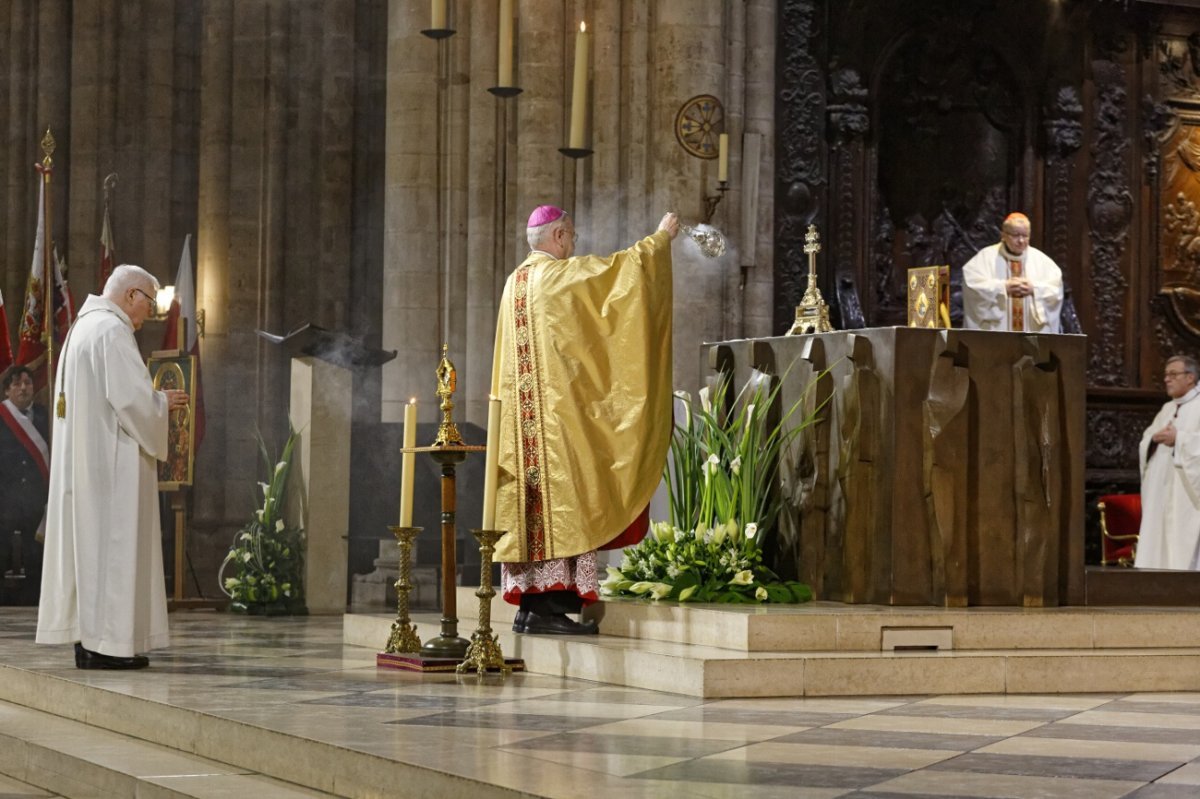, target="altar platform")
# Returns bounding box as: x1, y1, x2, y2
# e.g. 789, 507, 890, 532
5, 607, 1200, 798
346, 588, 1200, 699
